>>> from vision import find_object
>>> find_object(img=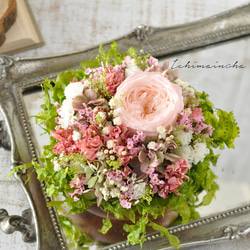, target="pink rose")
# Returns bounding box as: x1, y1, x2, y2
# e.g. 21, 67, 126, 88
114, 71, 184, 138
